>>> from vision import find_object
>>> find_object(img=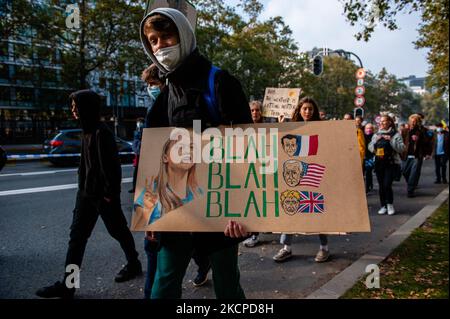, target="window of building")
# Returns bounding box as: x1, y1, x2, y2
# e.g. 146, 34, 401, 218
13, 65, 35, 82
39, 67, 57, 84
0, 64, 9, 80
0, 86, 11, 105
14, 43, 32, 61
35, 45, 58, 65
15, 87, 34, 107
0, 41, 9, 58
